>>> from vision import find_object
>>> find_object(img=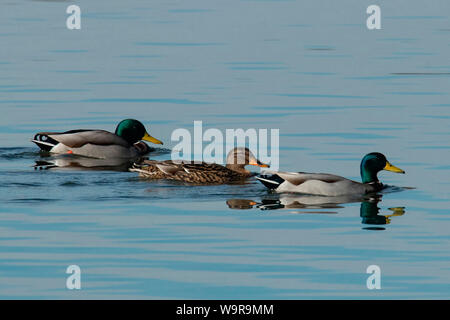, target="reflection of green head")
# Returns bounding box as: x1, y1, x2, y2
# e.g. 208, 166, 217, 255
360, 153, 405, 184
360, 201, 380, 217
360, 201, 388, 225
